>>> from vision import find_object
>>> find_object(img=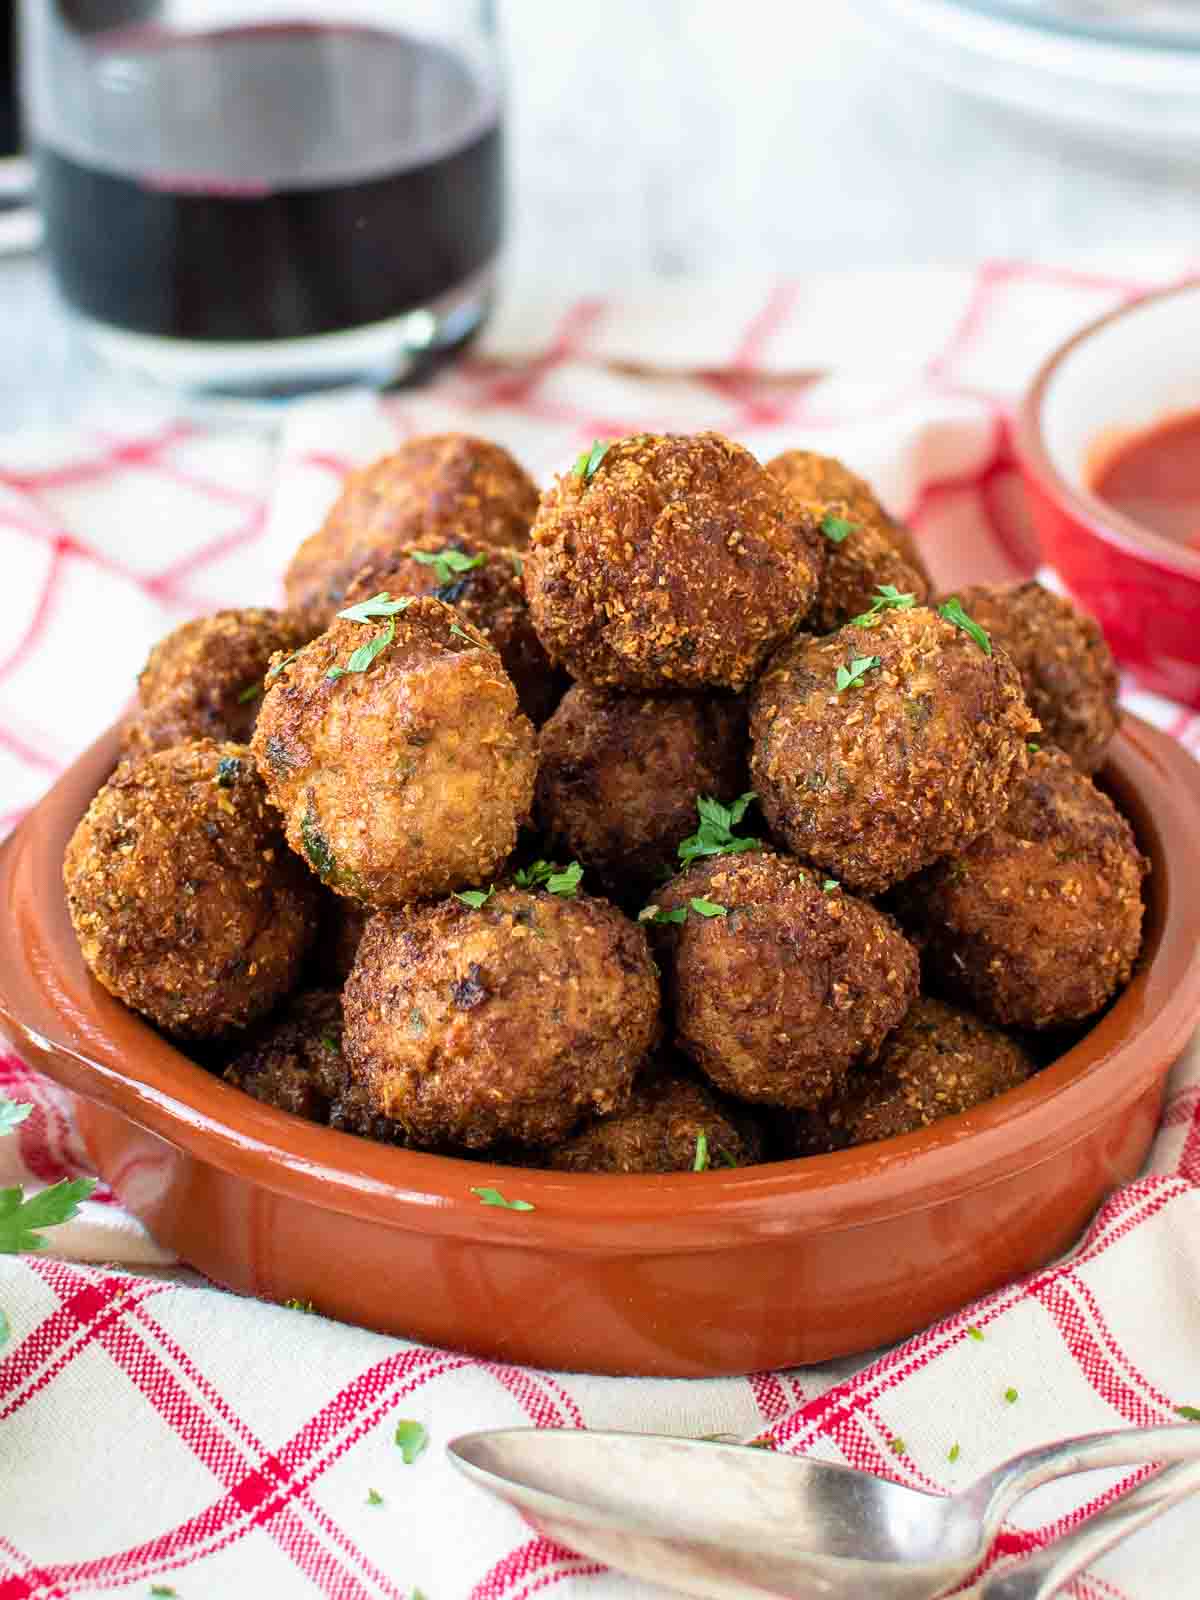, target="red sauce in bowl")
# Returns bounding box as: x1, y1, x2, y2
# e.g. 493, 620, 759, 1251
1090, 410, 1200, 552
